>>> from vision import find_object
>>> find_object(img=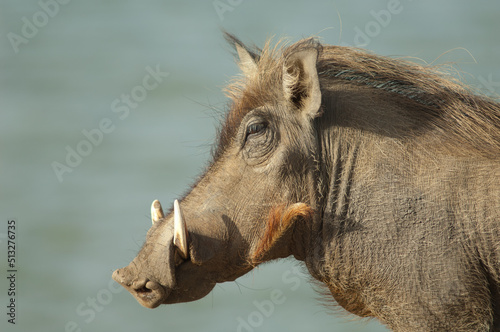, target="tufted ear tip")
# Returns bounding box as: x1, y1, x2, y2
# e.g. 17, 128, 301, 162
224, 32, 259, 78
235, 43, 258, 78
